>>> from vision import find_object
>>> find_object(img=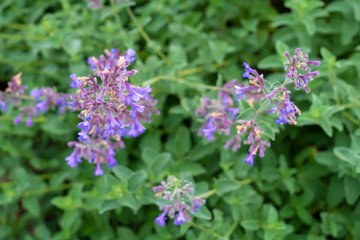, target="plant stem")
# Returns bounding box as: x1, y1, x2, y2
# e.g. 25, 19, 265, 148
110, 0, 128, 42
125, 7, 171, 65
0, 92, 35, 100
193, 189, 217, 199
190, 222, 222, 238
